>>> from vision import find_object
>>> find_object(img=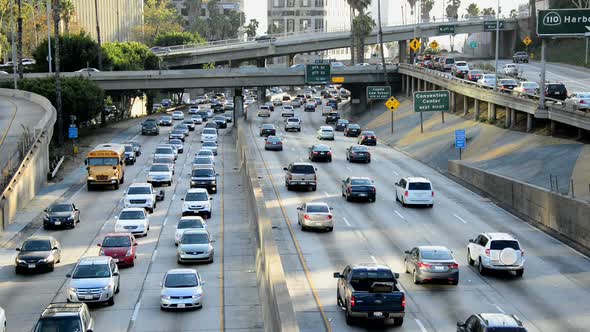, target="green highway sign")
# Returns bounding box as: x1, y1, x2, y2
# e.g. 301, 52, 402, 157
367, 86, 391, 100
438, 25, 455, 34
305, 64, 331, 84
537, 9, 590, 36
413, 90, 450, 113
484, 21, 505, 31
469, 41, 478, 48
